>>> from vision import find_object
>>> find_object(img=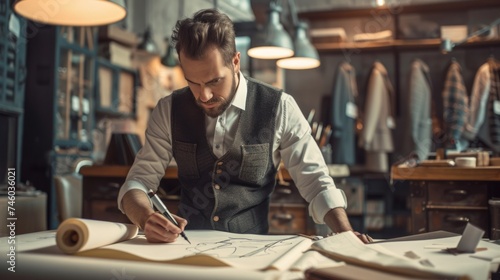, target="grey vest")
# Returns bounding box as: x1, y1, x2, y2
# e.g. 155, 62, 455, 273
171, 76, 282, 234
